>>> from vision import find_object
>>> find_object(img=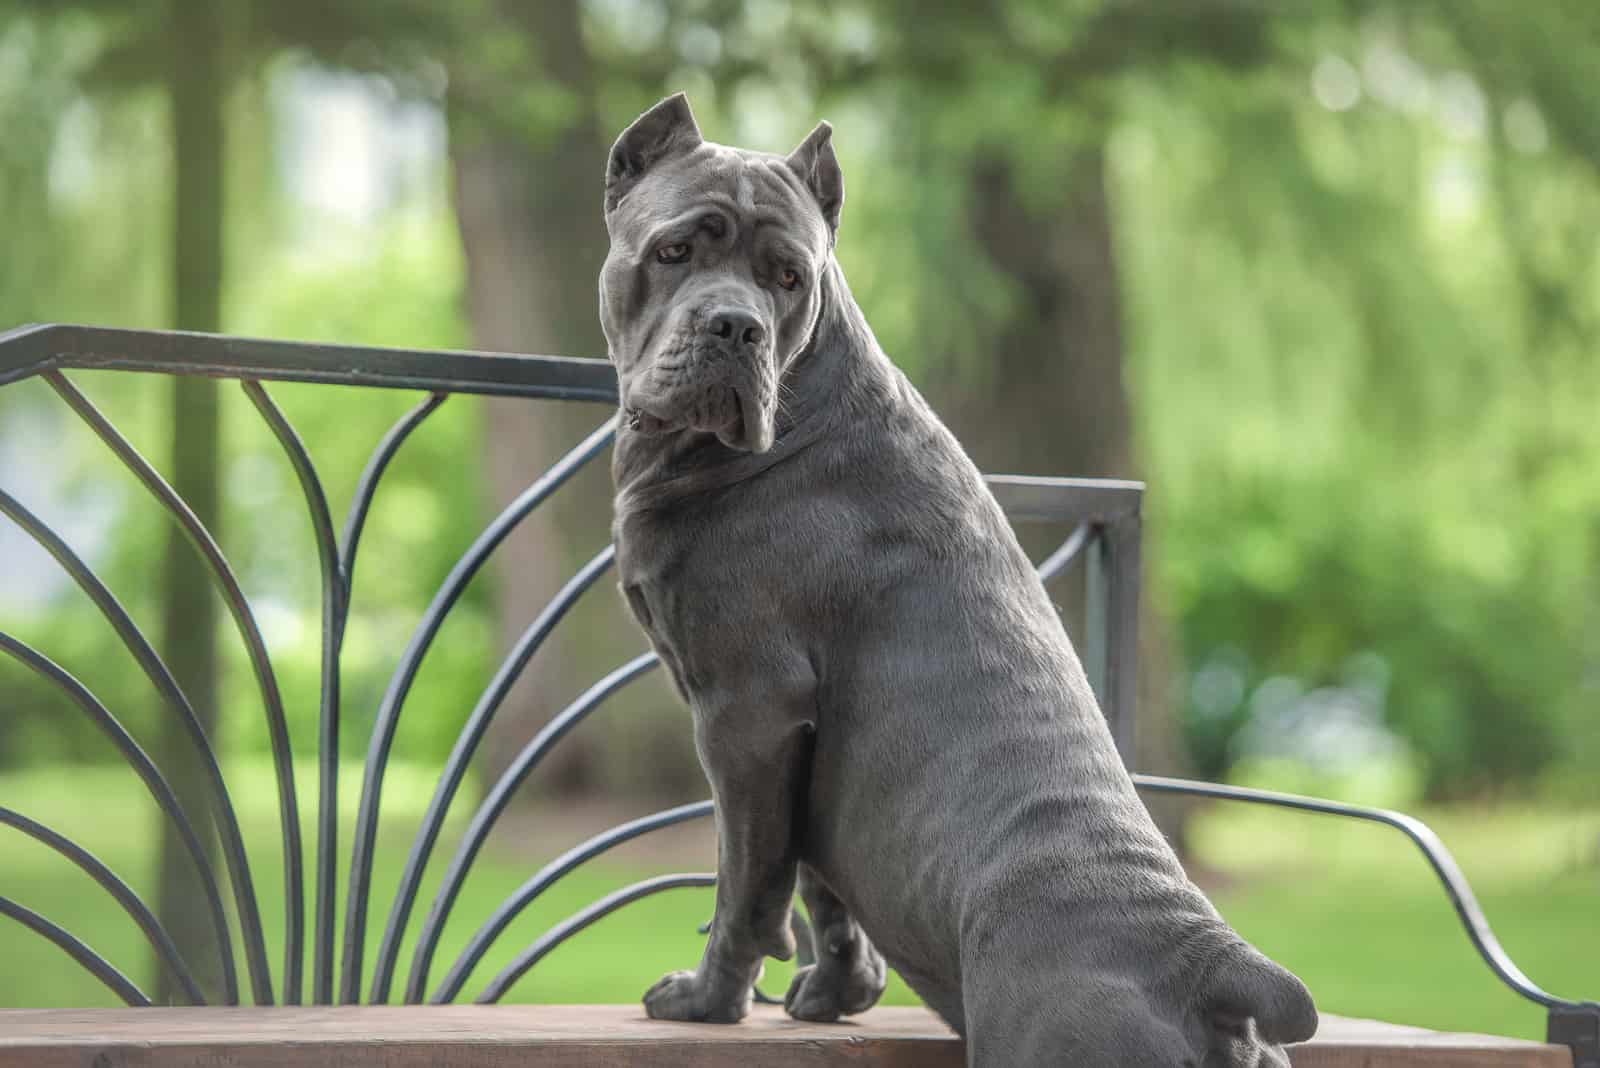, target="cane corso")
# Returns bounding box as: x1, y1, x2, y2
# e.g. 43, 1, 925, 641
600, 93, 1317, 1067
